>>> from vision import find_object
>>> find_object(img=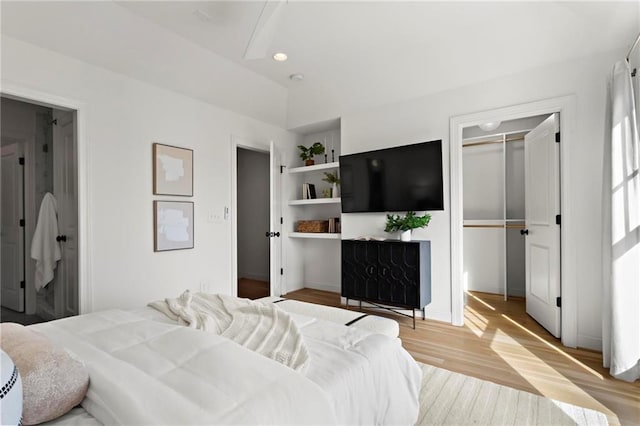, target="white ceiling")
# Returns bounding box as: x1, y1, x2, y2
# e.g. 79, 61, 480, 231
2, 1, 639, 128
